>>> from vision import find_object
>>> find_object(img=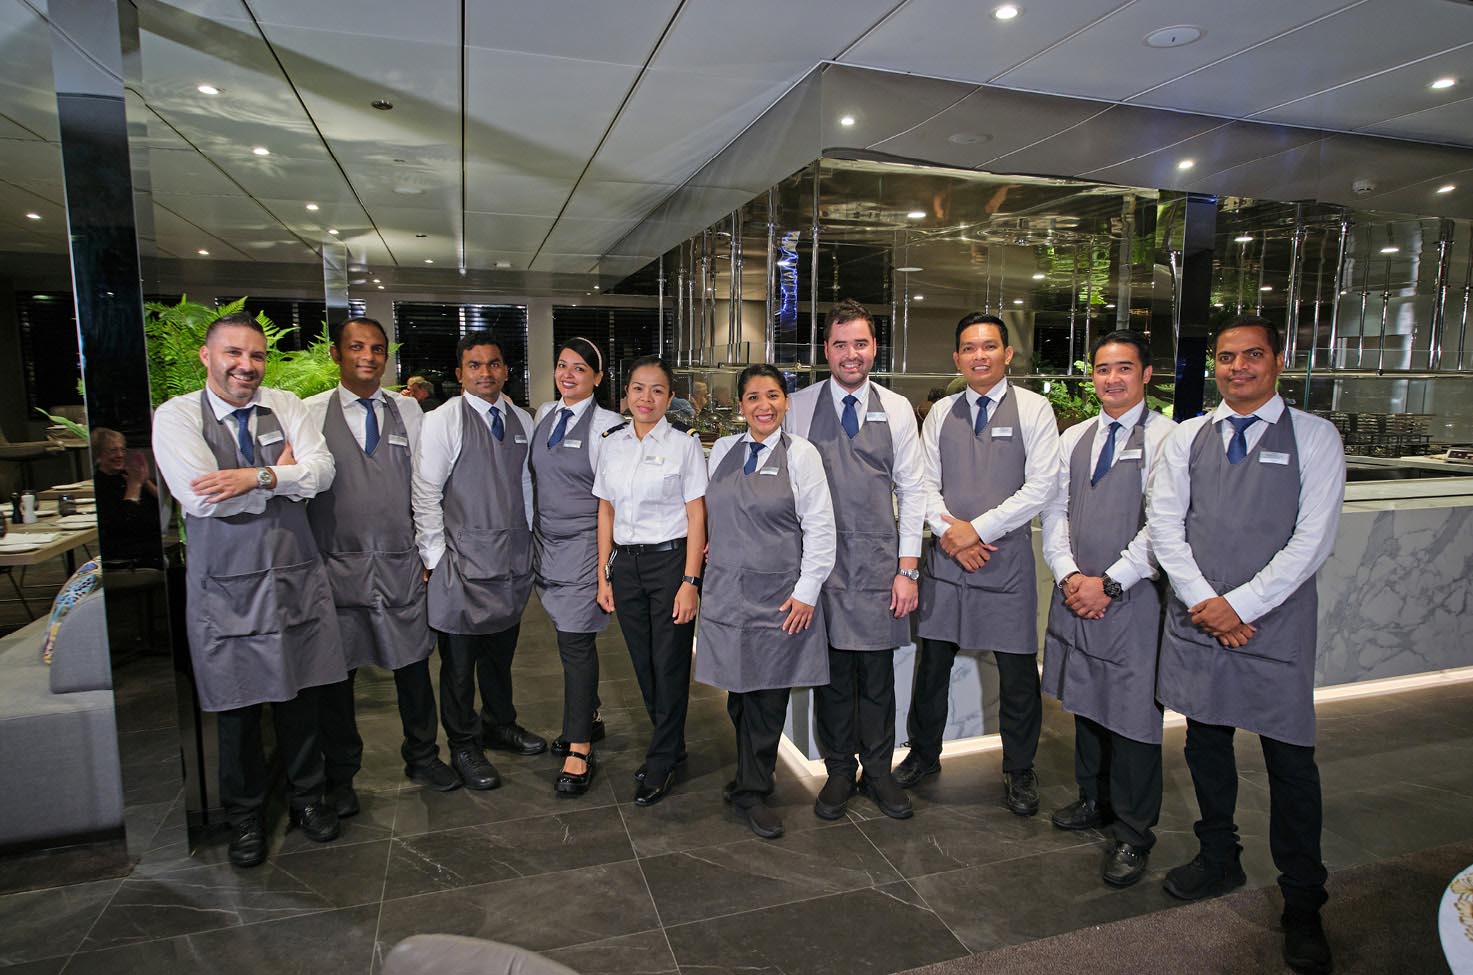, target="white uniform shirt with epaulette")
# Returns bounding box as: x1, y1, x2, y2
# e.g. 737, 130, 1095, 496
592, 417, 708, 545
